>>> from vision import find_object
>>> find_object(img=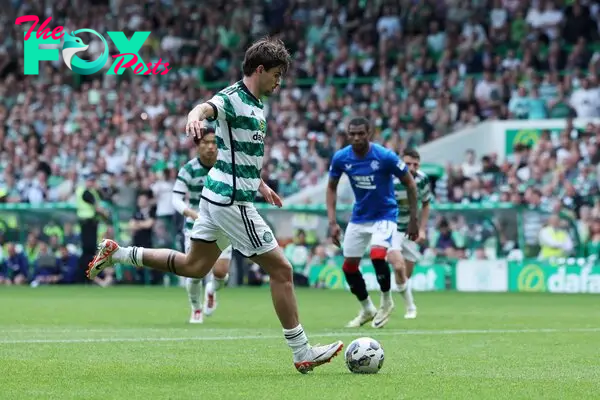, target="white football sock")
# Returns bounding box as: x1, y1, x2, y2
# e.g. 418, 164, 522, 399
283, 324, 310, 358
381, 290, 393, 307
185, 278, 203, 311
213, 277, 226, 292
113, 246, 144, 267
399, 280, 416, 309
360, 297, 377, 313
